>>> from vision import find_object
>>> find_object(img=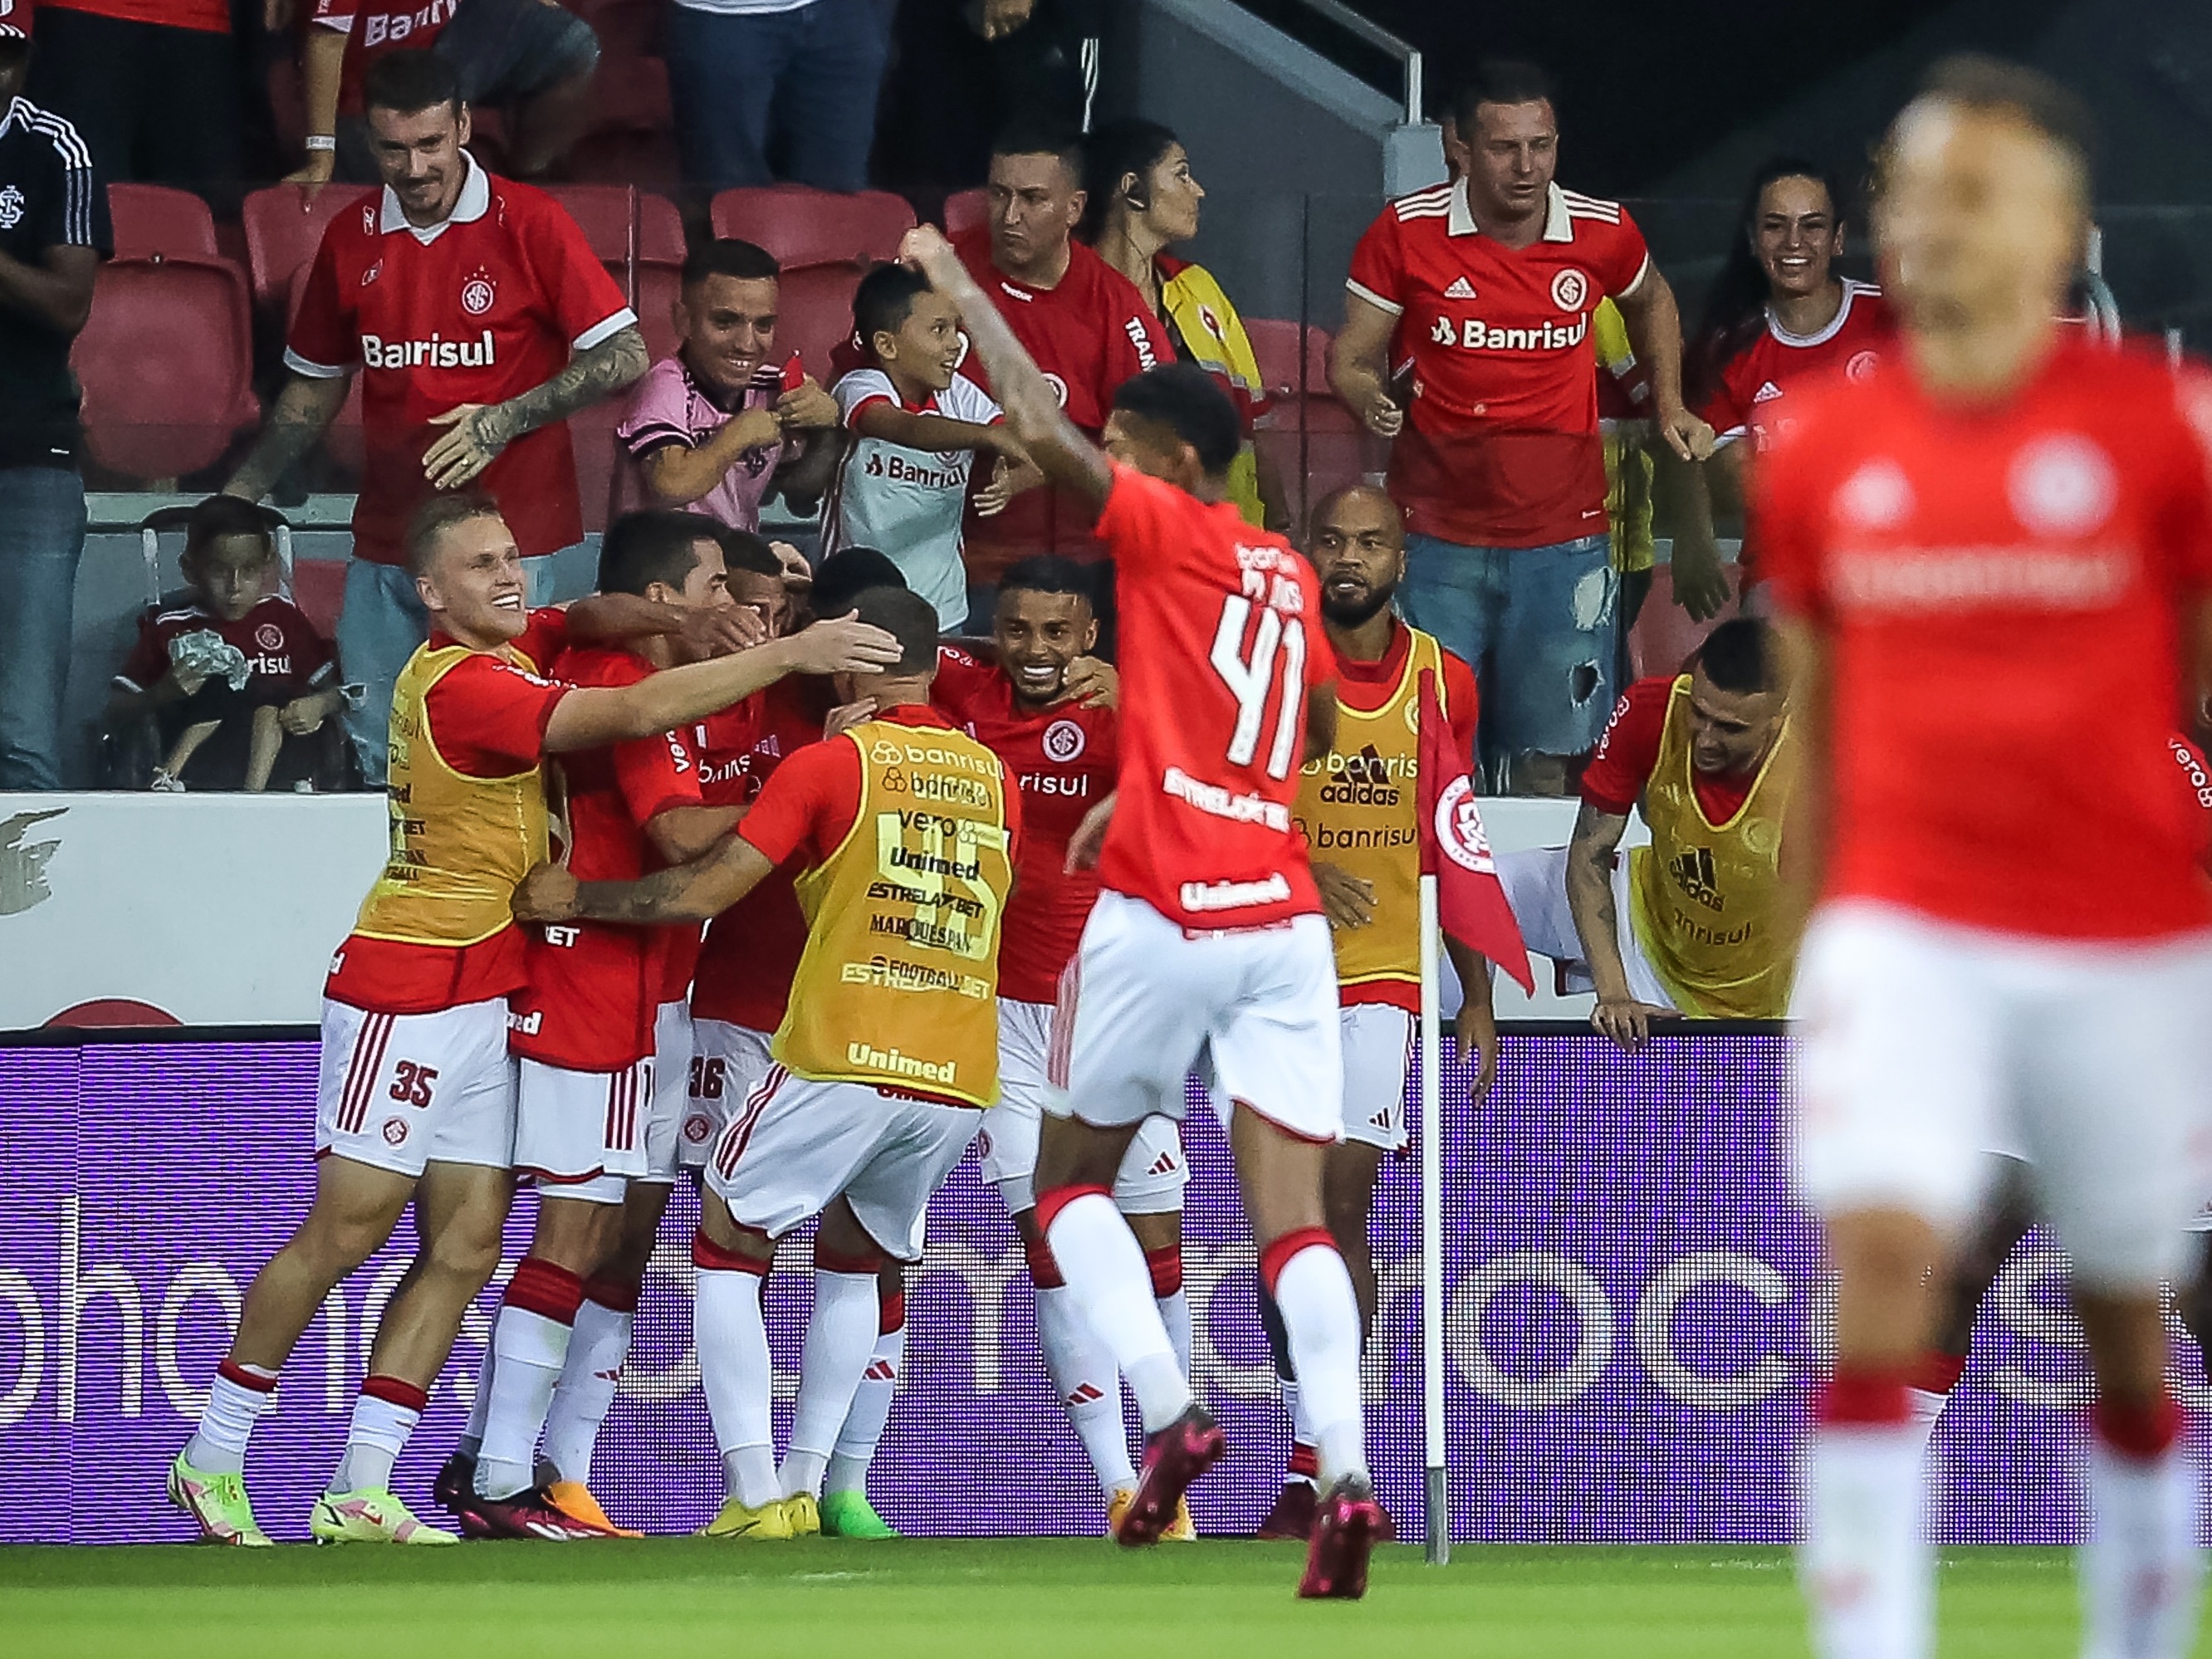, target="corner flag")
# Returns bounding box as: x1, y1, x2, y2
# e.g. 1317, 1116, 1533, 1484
1415, 668, 1533, 993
